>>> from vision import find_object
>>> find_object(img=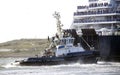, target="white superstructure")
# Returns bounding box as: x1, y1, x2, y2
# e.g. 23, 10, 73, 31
71, 0, 120, 35
53, 12, 85, 57
45, 12, 85, 57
